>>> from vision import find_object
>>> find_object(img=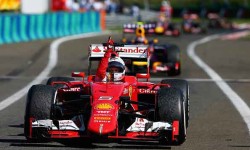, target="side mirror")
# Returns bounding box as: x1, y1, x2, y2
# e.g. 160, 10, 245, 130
72, 72, 85, 78
136, 73, 150, 79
